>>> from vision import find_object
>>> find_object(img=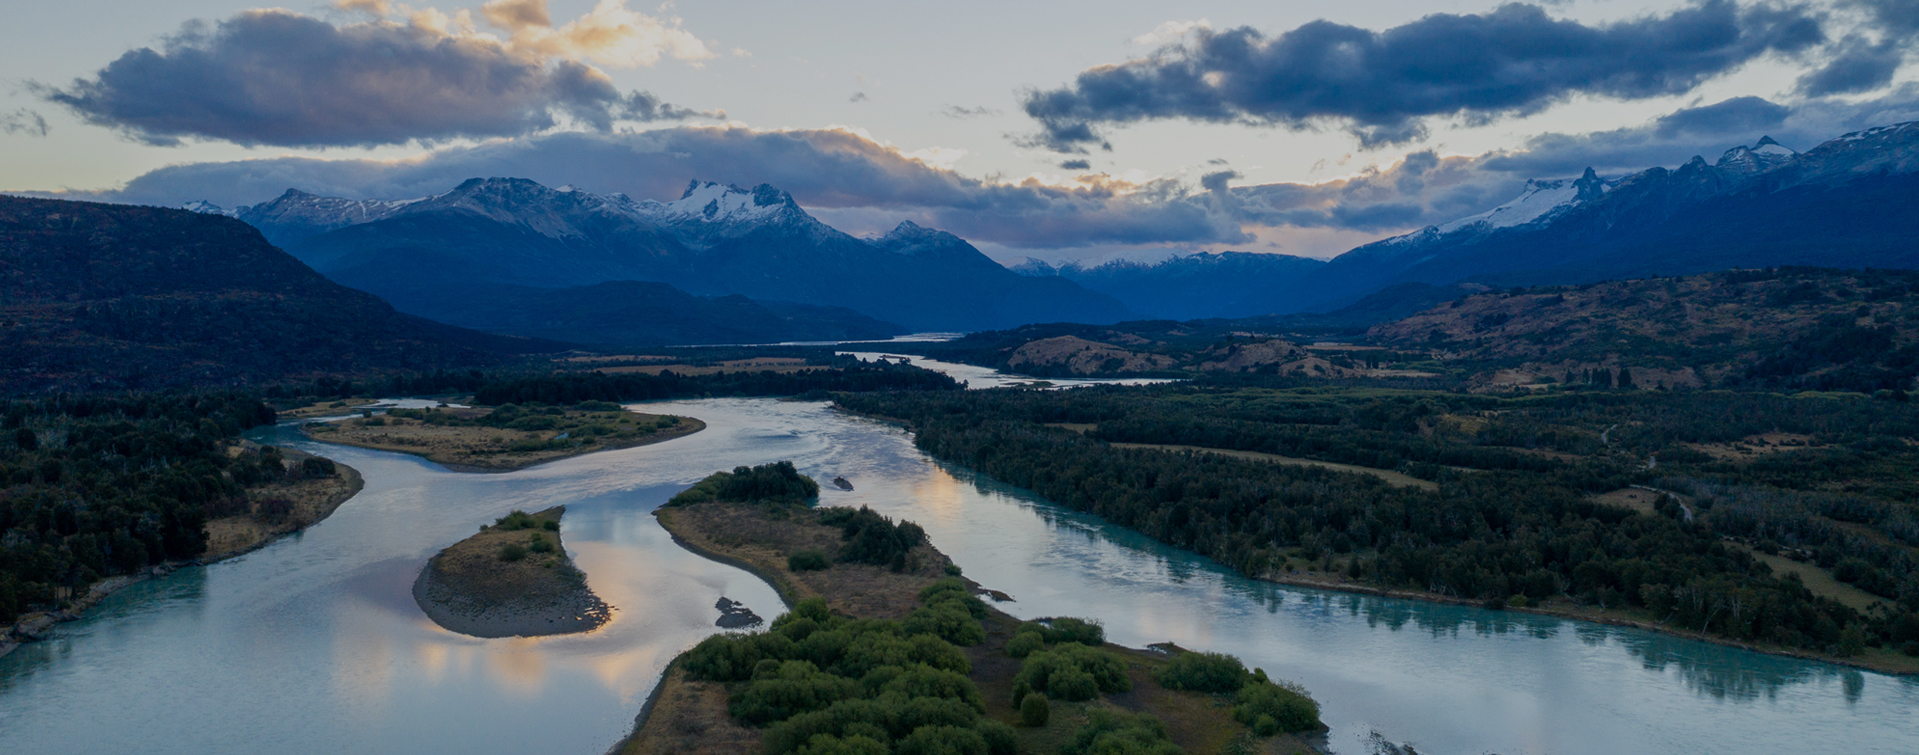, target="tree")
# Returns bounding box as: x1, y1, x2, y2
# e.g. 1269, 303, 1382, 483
1020, 692, 1050, 727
